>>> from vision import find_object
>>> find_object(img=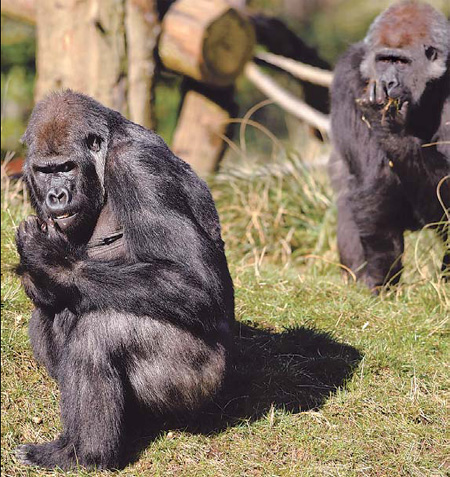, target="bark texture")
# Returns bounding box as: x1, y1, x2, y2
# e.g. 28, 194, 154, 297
35, 0, 128, 113
125, 0, 159, 129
